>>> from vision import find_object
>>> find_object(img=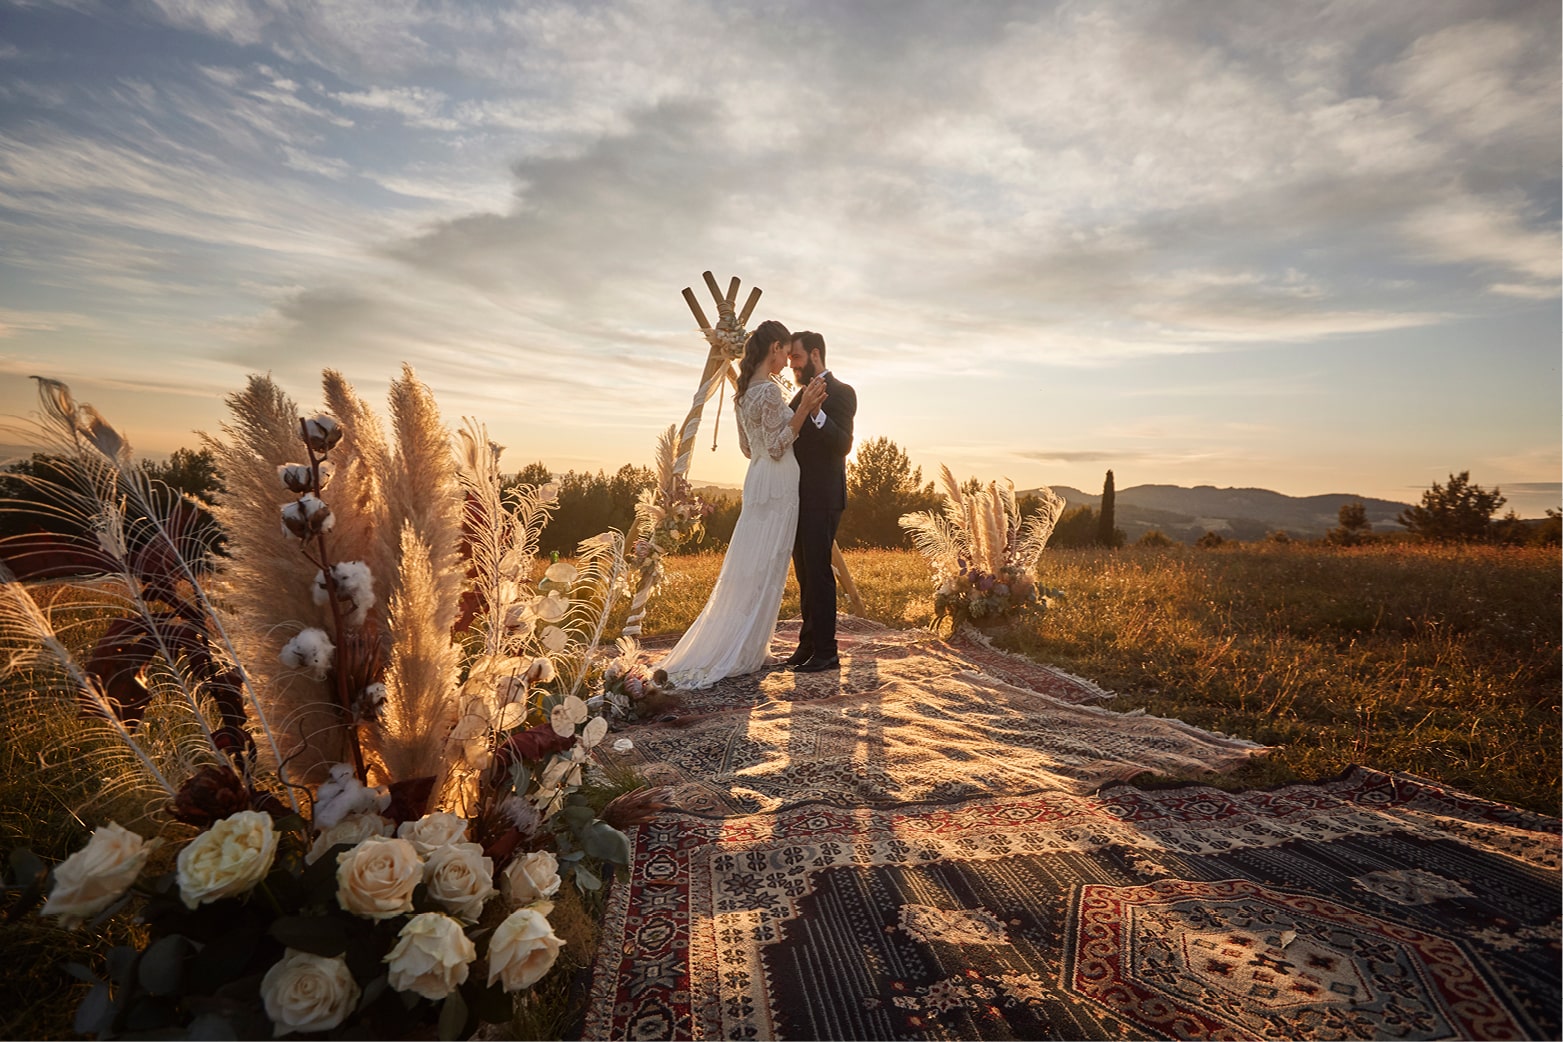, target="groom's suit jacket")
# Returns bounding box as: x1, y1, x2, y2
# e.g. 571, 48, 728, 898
789, 372, 856, 511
